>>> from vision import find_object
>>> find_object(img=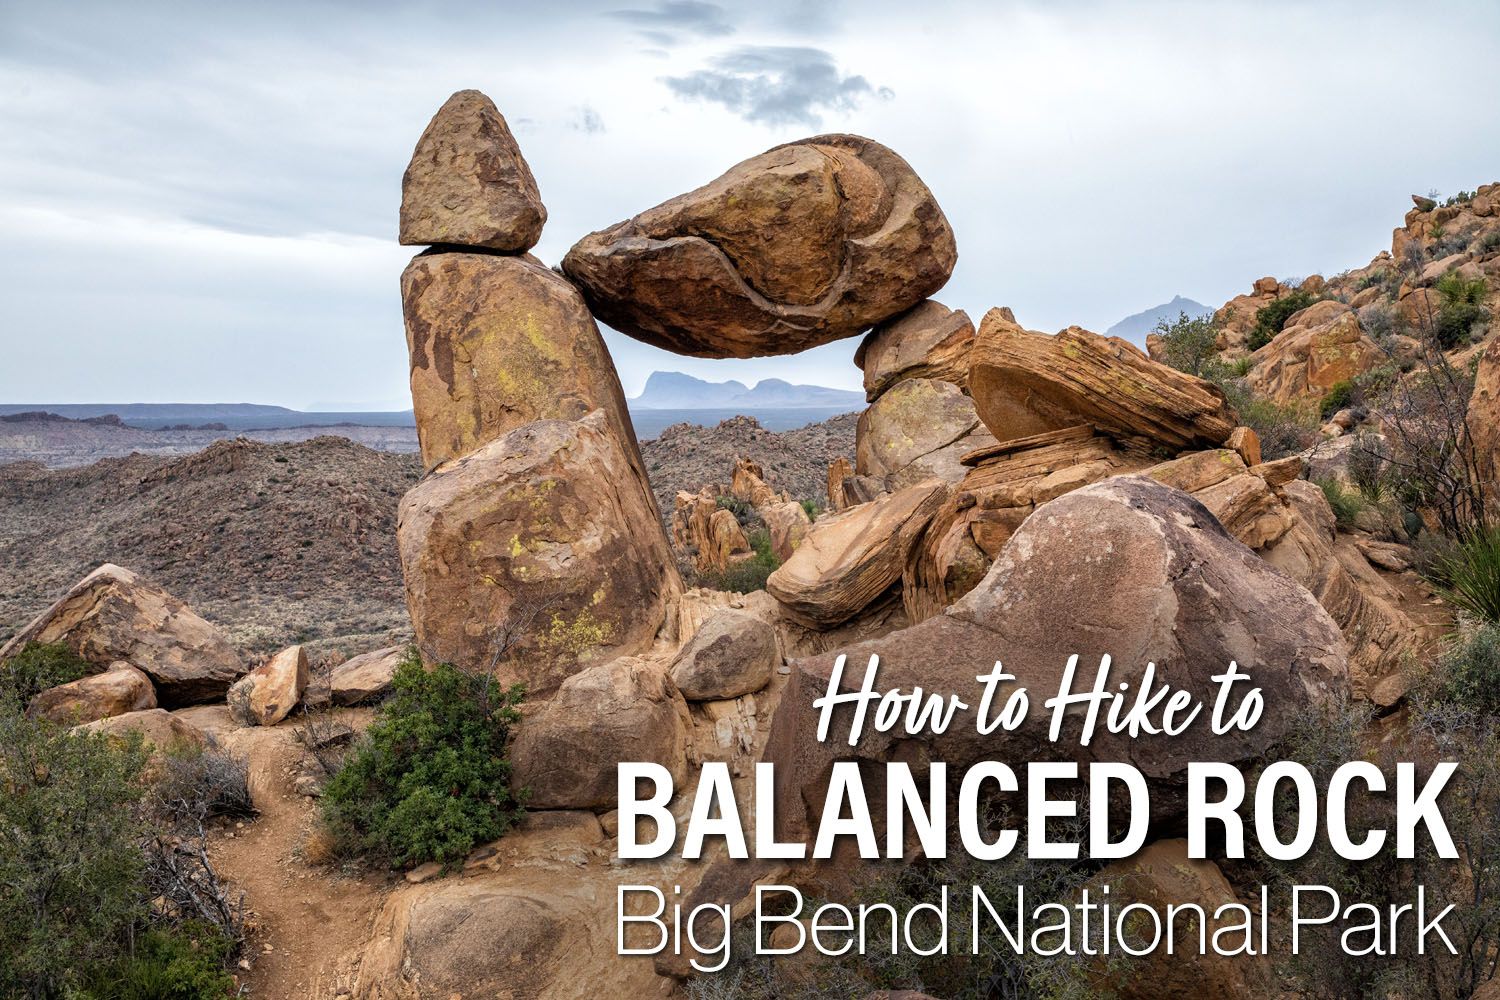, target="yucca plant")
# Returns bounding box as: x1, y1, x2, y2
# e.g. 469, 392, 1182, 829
1440, 526, 1500, 623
